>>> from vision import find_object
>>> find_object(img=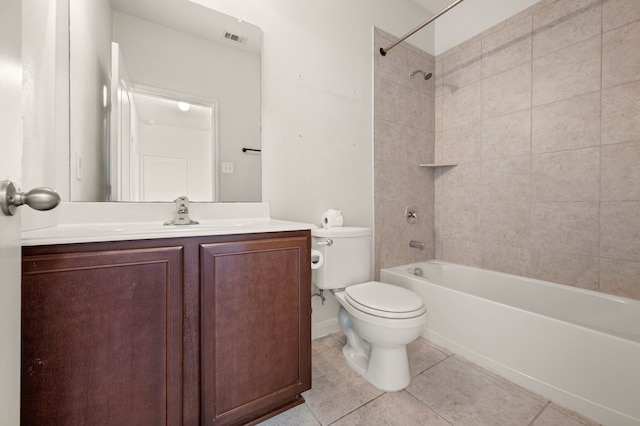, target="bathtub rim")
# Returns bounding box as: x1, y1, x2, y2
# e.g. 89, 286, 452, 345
383, 260, 640, 345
